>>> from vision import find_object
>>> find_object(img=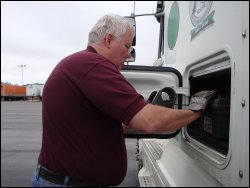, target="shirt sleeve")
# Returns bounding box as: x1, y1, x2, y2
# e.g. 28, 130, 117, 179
79, 62, 148, 125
